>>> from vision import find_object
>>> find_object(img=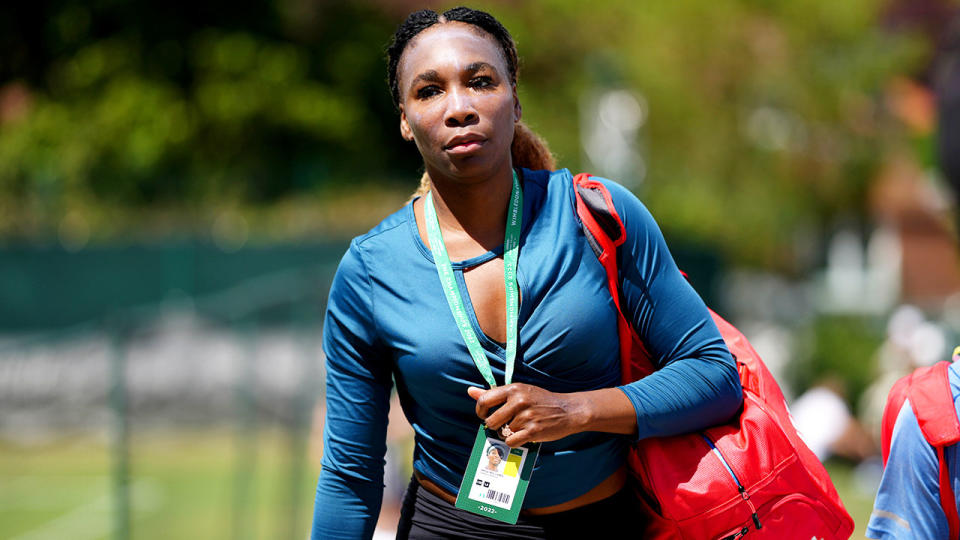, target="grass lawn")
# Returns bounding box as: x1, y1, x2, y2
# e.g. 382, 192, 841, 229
825, 459, 880, 538
1, 431, 877, 539
0, 429, 321, 540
